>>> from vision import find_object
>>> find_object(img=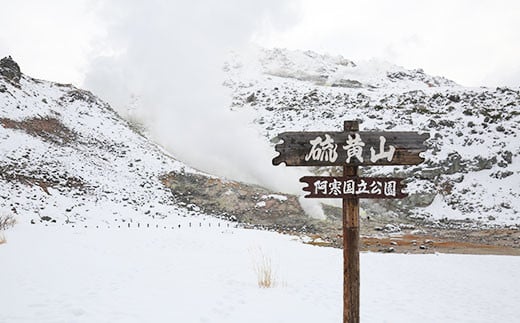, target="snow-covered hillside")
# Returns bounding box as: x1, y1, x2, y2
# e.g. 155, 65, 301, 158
226, 48, 520, 225
0, 55, 329, 250
0, 56, 200, 224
